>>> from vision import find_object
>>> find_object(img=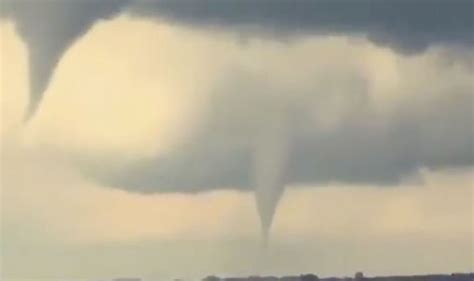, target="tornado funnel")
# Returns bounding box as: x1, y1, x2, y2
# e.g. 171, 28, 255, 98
254, 123, 289, 247
4, 0, 130, 121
